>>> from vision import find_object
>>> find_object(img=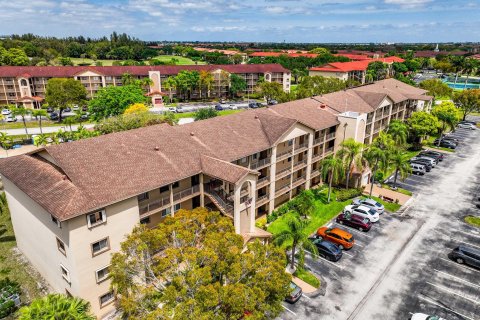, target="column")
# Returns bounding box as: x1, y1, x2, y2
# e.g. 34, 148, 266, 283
248, 179, 257, 233
268, 146, 277, 215
289, 140, 295, 200
199, 174, 205, 207
233, 182, 241, 234
305, 133, 314, 189
169, 184, 174, 217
